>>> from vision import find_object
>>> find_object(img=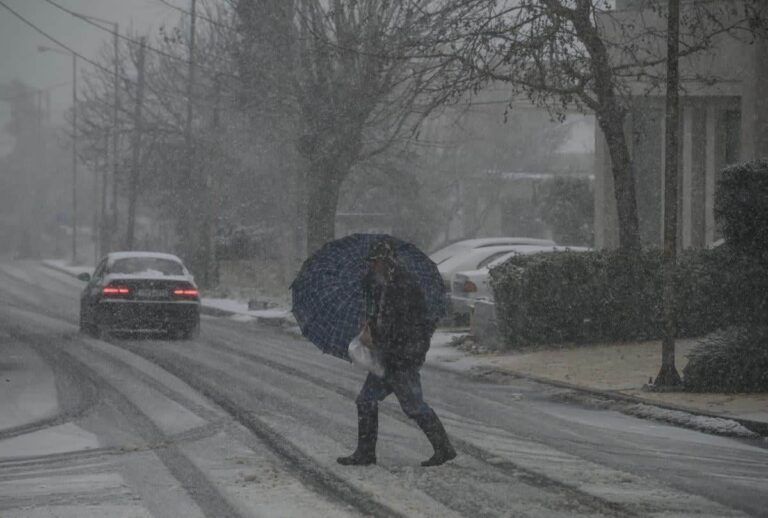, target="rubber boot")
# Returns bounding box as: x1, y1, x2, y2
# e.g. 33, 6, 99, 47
415, 410, 456, 467
337, 404, 378, 466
